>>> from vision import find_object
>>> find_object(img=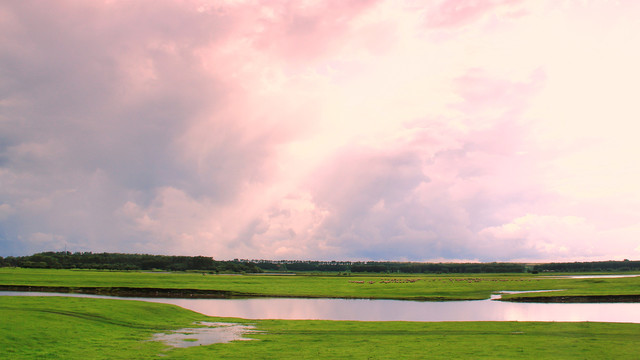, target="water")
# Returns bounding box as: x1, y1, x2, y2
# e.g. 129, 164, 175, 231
3, 291, 640, 323
544, 274, 640, 279
150, 322, 261, 347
